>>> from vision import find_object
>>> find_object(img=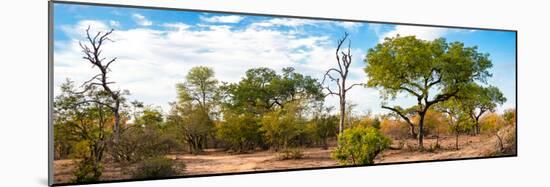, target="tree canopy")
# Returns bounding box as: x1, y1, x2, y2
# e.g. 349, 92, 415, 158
365, 35, 494, 150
